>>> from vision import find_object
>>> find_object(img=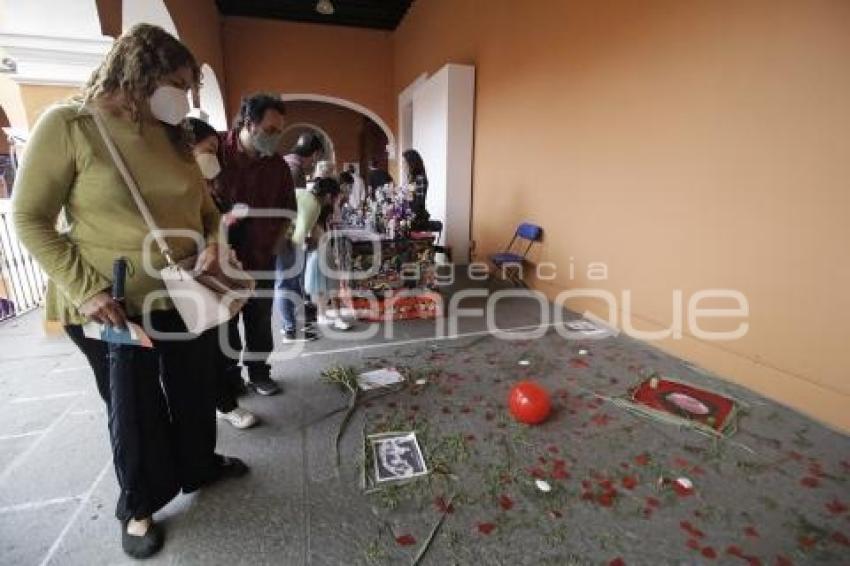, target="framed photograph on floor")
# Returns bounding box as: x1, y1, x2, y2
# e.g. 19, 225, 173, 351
368, 431, 428, 483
